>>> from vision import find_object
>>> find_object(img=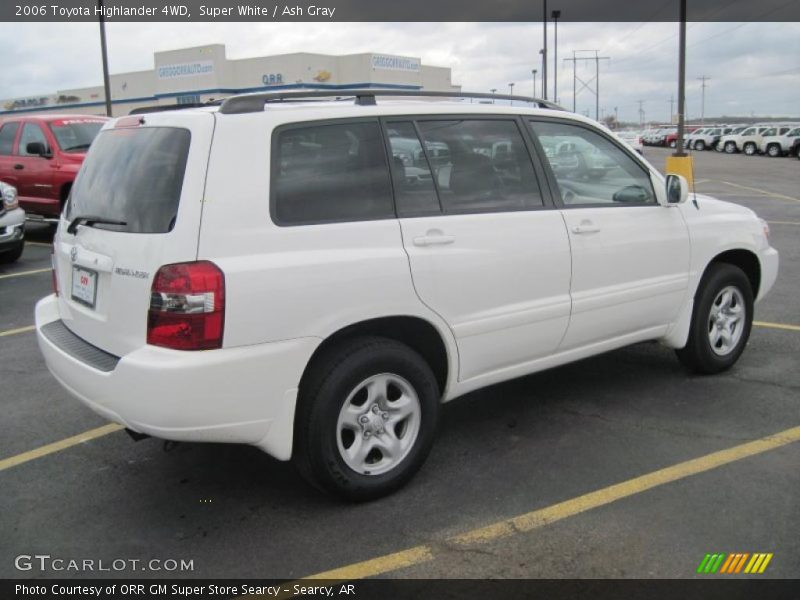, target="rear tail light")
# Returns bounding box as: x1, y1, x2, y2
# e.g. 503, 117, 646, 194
147, 261, 225, 350
51, 248, 59, 296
